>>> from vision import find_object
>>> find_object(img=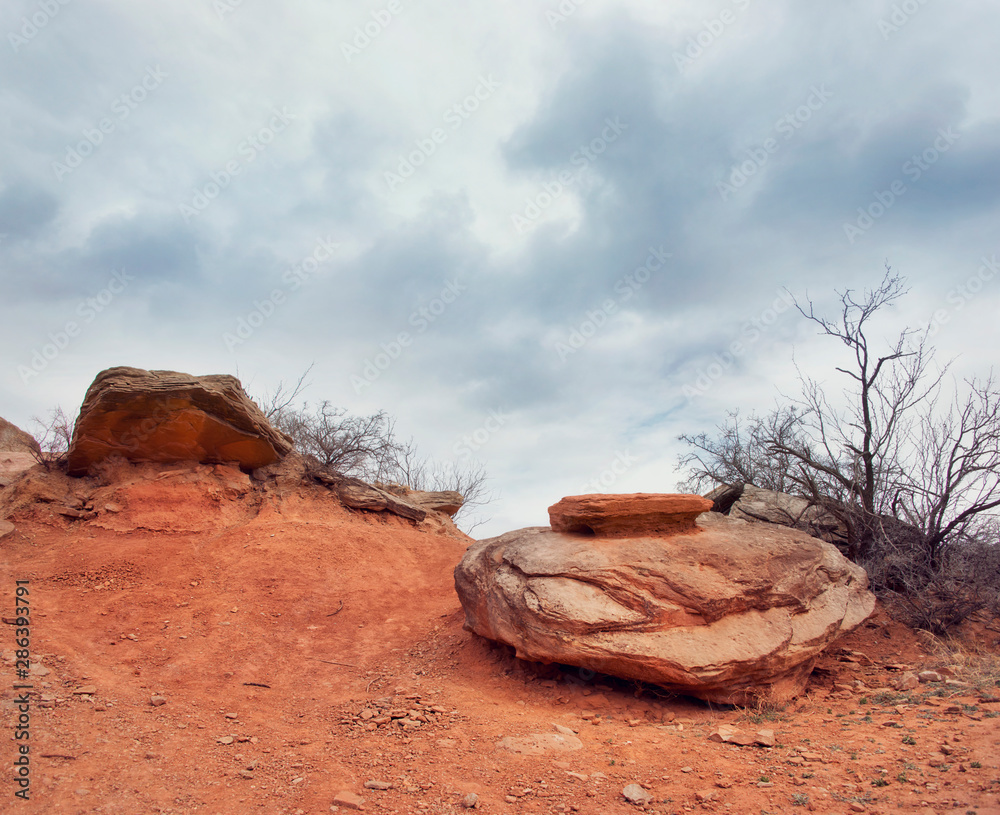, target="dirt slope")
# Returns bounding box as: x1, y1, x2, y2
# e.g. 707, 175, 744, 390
2, 464, 999, 814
